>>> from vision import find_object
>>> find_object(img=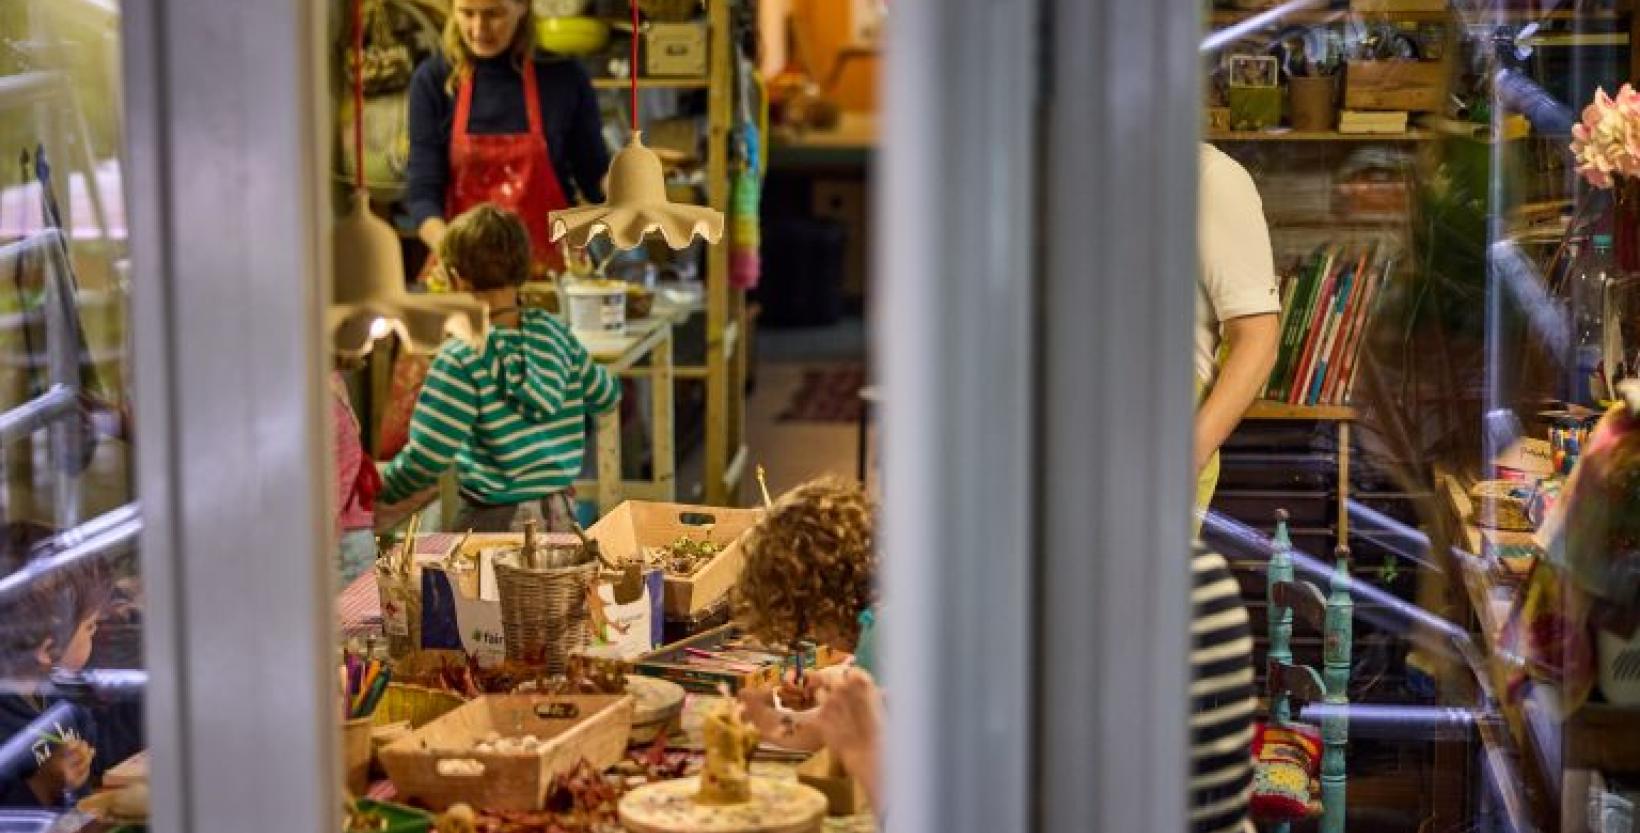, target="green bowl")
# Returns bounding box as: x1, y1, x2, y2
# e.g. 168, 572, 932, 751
536, 17, 610, 56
